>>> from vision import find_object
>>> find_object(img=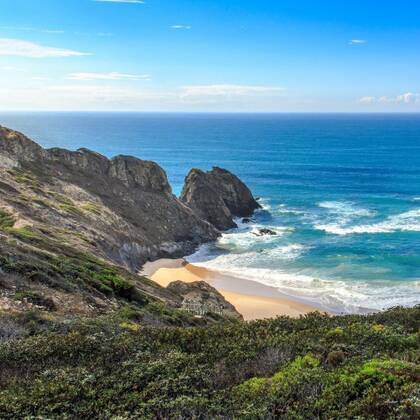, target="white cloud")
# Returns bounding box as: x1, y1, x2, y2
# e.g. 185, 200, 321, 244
396, 92, 420, 104
67, 72, 150, 81
359, 96, 376, 104
2, 26, 64, 34
0, 65, 24, 72
40, 29, 65, 34
93, 0, 144, 3
180, 84, 284, 99
171, 25, 191, 30
0, 38, 90, 58
359, 92, 420, 105
1, 84, 166, 109
0, 82, 291, 111
349, 39, 367, 45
